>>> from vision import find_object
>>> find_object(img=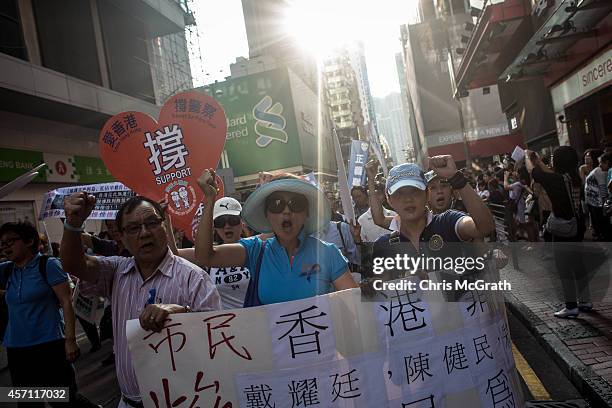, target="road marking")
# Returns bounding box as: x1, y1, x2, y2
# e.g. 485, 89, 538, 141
512, 341, 551, 401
